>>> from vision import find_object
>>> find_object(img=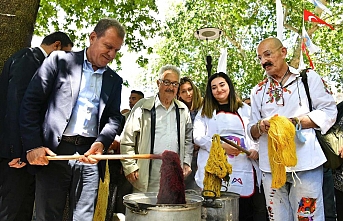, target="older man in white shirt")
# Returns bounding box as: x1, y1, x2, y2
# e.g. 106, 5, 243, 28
248, 37, 337, 221
120, 65, 193, 193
